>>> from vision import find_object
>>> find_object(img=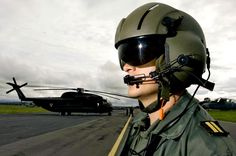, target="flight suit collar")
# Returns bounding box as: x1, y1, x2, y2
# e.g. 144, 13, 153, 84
132, 91, 199, 140
152, 91, 199, 139
132, 111, 149, 131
